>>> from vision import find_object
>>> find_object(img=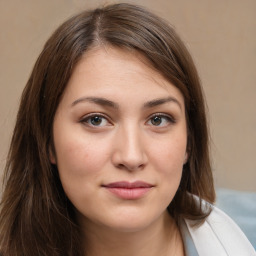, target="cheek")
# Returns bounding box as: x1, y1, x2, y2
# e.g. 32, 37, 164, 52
147, 134, 186, 199
150, 136, 187, 172
54, 135, 111, 208
54, 133, 111, 182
